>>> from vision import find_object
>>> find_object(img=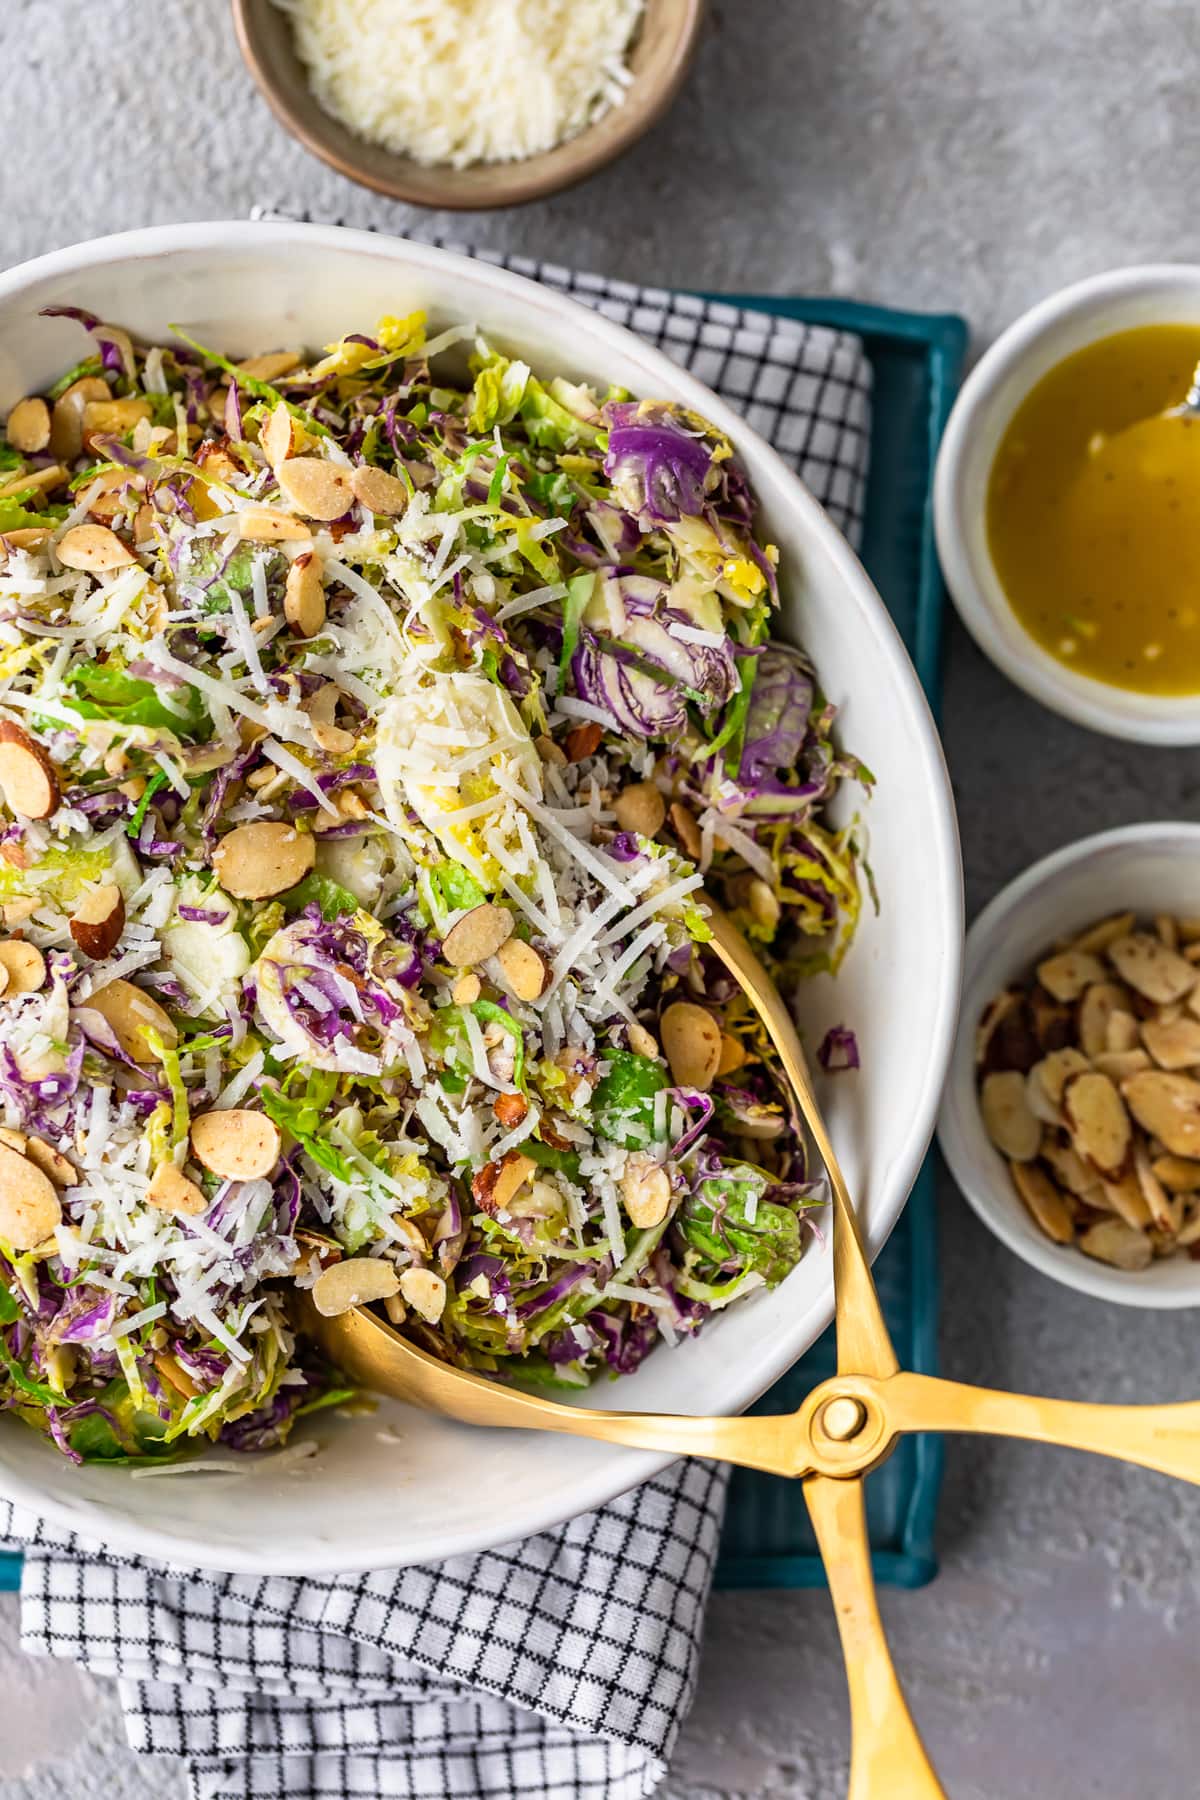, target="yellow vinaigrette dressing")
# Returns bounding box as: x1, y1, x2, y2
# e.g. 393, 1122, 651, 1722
988, 324, 1200, 695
